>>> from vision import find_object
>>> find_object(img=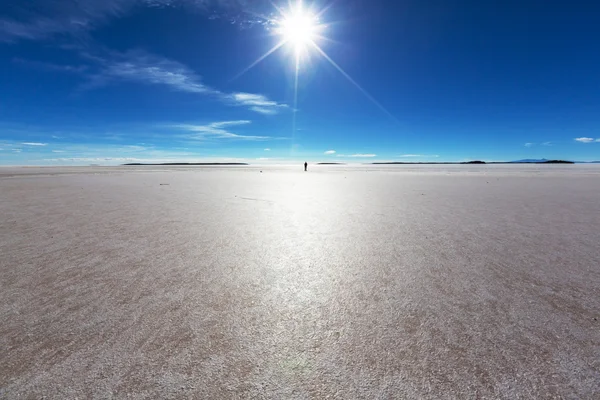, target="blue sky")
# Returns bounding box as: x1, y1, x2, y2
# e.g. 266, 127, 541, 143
1, 0, 600, 165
